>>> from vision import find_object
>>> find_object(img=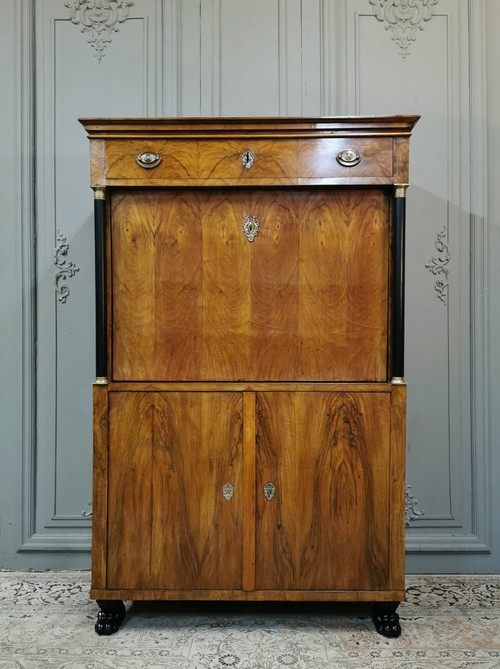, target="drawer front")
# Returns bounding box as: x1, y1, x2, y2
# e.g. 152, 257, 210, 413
105, 139, 198, 180
198, 140, 298, 180
298, 138, 393, 179
104, 138, 394, 183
